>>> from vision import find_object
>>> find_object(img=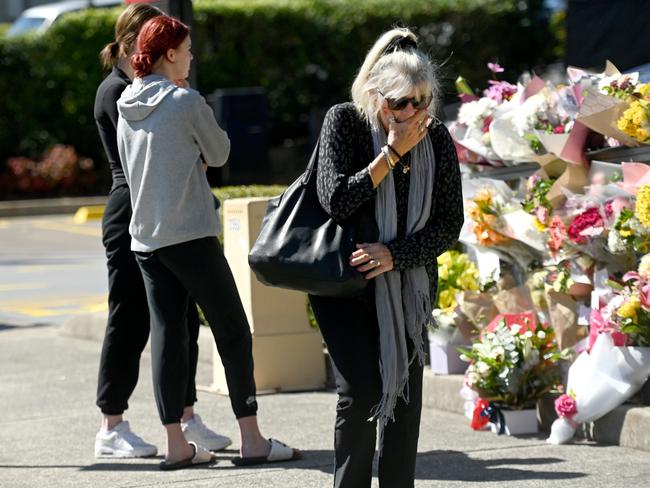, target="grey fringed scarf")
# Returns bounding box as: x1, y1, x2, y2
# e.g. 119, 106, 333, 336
370, 120, 435, 453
